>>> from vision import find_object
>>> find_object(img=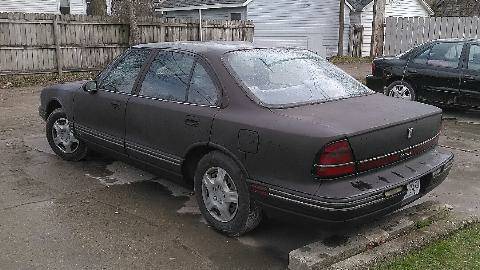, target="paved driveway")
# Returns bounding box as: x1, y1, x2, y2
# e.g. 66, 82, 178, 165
0, 87, 478, 269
